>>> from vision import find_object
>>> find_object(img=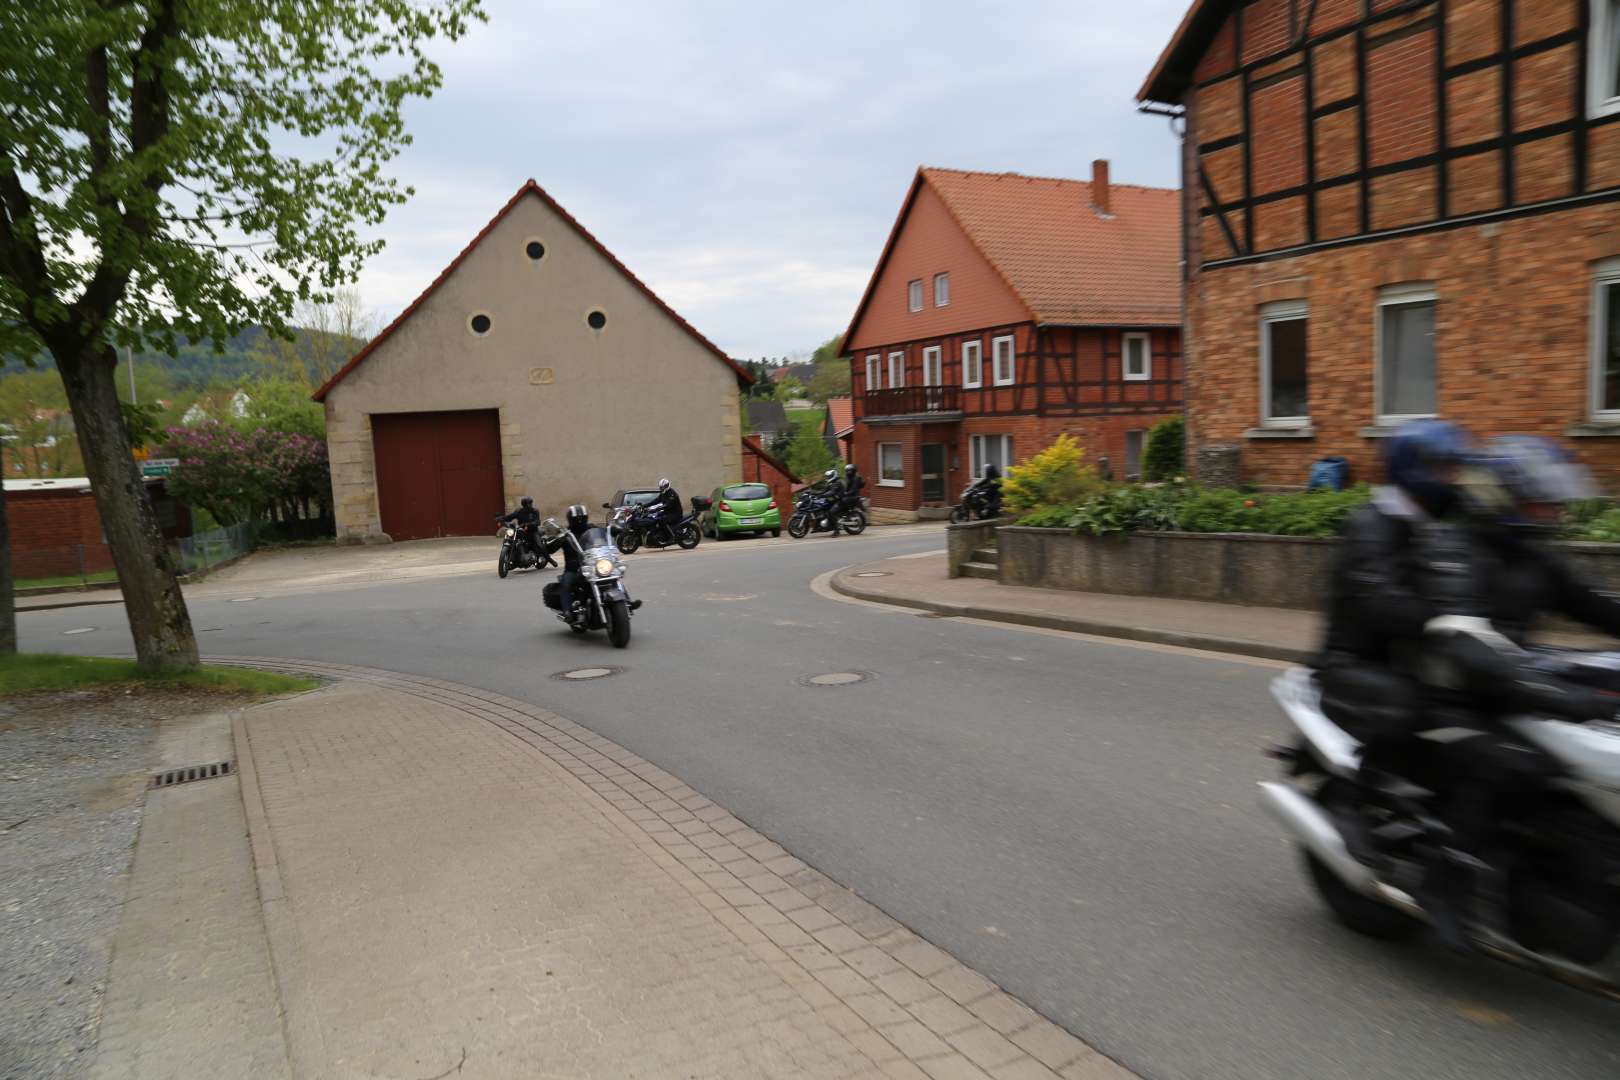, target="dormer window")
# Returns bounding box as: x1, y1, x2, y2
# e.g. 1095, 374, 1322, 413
908, 279, 923, 312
